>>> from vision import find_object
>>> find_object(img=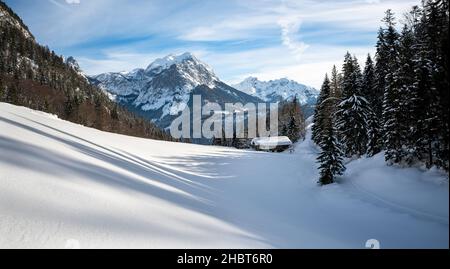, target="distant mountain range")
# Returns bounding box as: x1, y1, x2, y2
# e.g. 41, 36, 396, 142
232, 76, 319, 105
89, 53, 261, 129
89, 53, 318, 129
